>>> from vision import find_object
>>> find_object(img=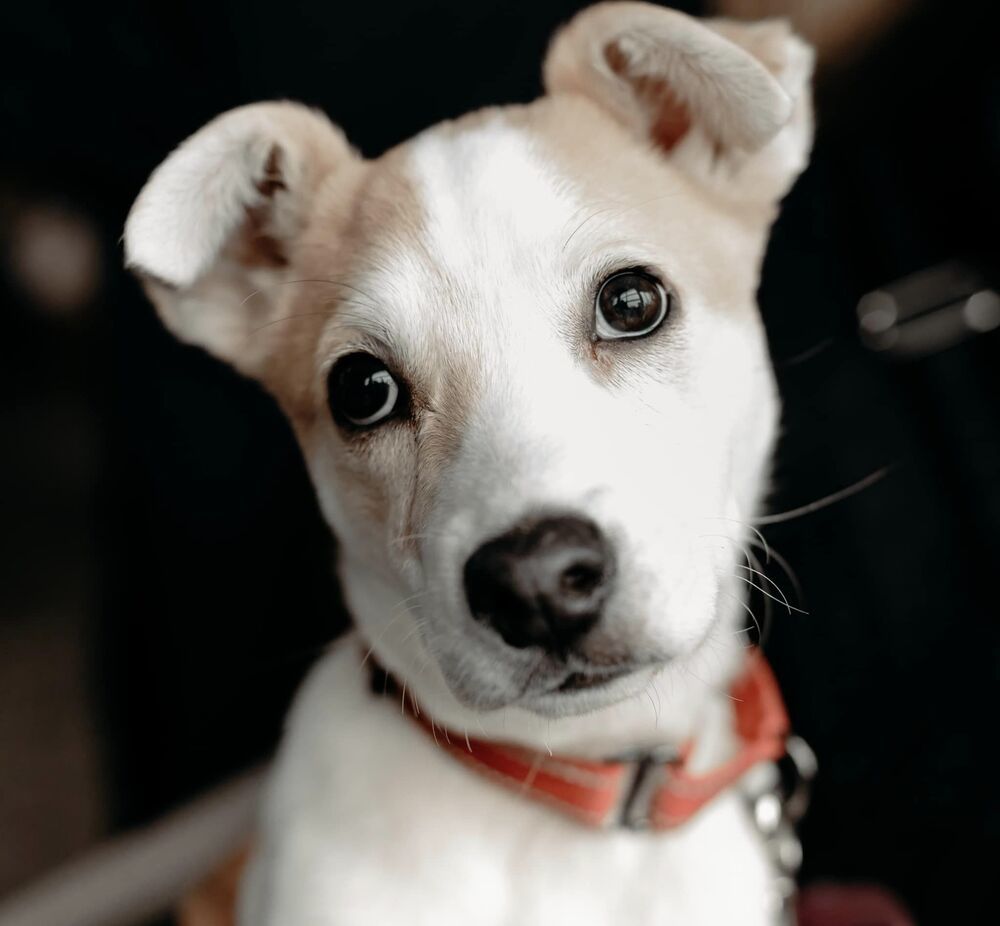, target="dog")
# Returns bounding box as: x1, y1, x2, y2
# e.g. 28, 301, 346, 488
125, 4, 814, 923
